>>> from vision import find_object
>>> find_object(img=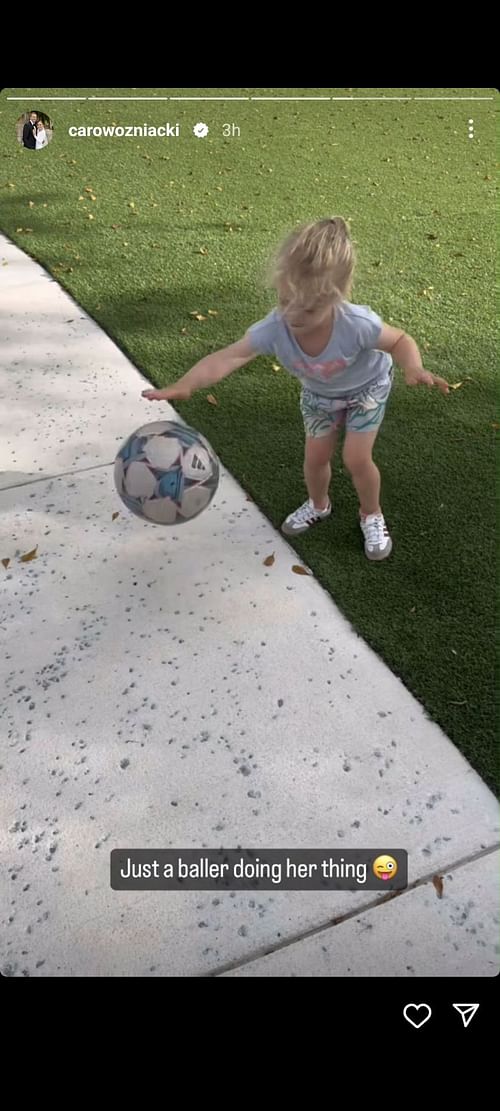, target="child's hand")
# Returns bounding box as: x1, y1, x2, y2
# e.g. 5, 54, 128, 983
142, 385, 192, 402
404, 369, 449, 395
